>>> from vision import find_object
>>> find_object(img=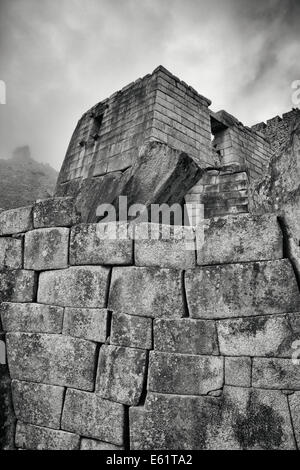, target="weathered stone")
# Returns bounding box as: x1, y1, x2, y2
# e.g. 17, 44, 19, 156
96, 345, 147, 405
148, 352, 223, 395
130, 386, 295, 450
6, 333, 97, 390
197, 214, 283, 265
134, 223, 195, 269
15, 421, 80, 450
252, 358, 300, 390
288, 392, 300, 448
225, 357, 251, 387
70, 222, 133, 265
0, 206, 33, 235
61, 388, 125, 446
0, 237, 23, 269
12, 380, 64, 429
0, 269, 36, 303
185, 260, 300, 319
24, 228, 69, 270
1, 303, 63, 333
111, 313, 152, 349
80, 438, 124, 450
37, 266, 110, 307
153, 318, 218, 355
108, 266, 185, 318
63, 307, 108, 342
33, 197, 80, 228
0, 352, 15, 449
